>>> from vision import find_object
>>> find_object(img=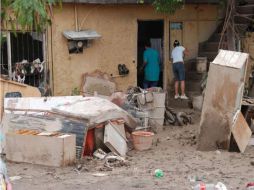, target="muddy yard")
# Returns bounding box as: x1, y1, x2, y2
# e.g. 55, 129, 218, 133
7, 111, 254, 190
